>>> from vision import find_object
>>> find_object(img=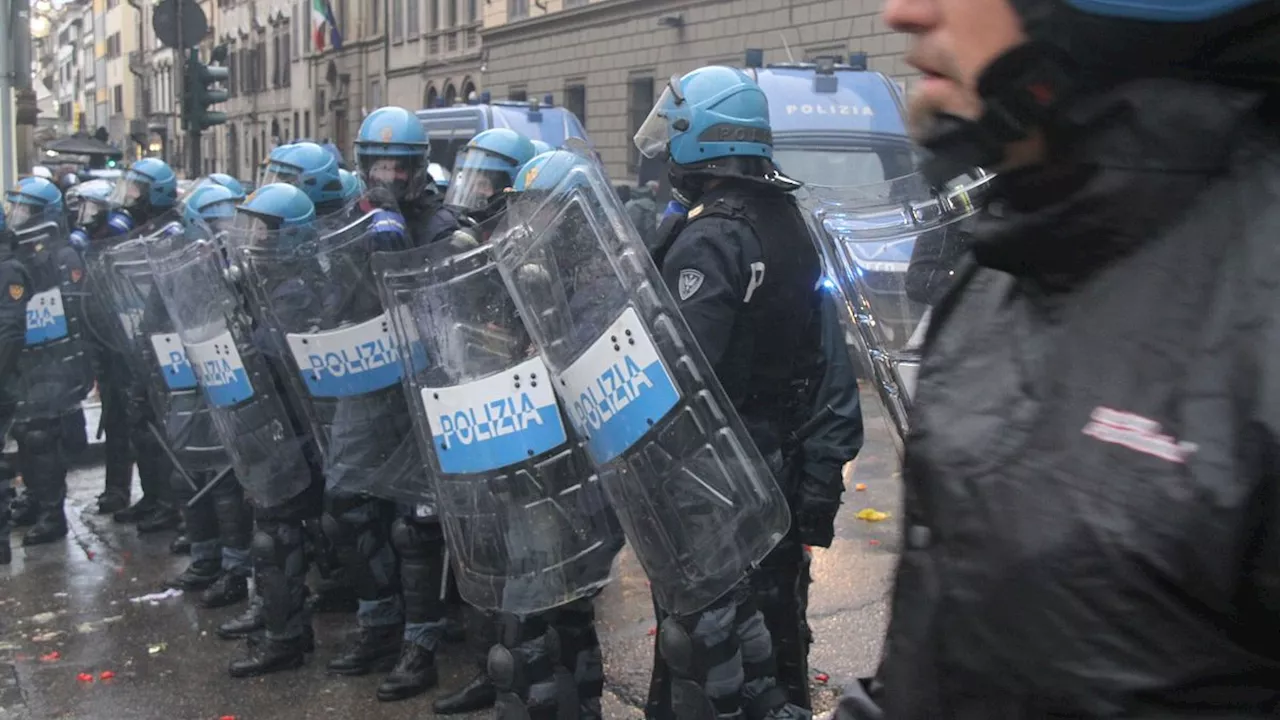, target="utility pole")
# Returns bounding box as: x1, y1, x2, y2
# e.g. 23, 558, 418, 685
1, 0, 18, 189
